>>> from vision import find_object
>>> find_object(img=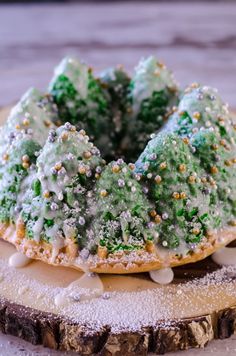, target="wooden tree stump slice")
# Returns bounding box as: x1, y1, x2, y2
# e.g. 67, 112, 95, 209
1, 239, 236, 355
1, 106, 236, 355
